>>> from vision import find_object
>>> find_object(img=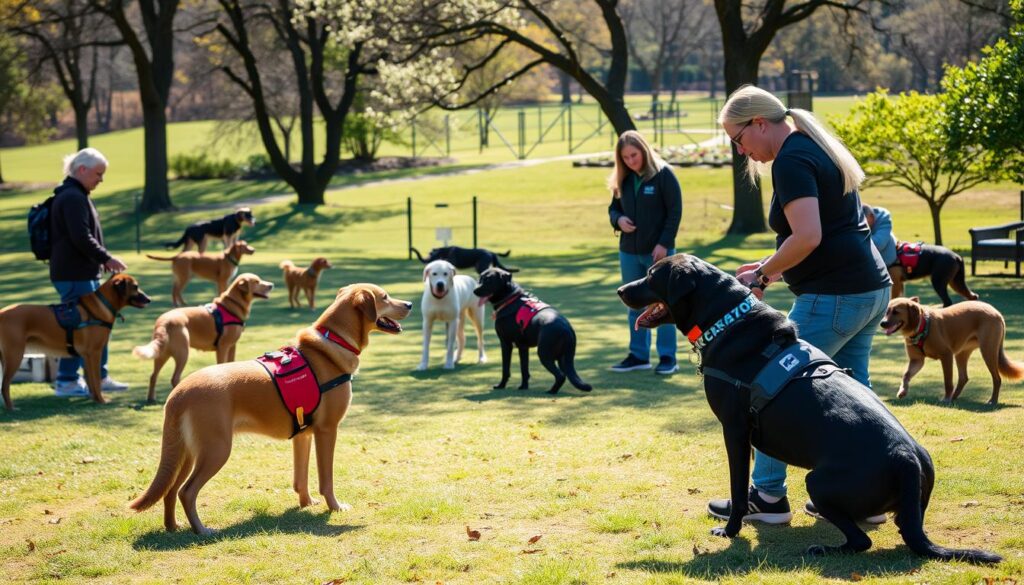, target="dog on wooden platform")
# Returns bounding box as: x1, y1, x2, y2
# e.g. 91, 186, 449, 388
0, 274, 150, 409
